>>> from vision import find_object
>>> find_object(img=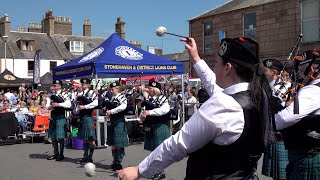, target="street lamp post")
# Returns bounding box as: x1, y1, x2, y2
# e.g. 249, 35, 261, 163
2, 36, 8, 70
